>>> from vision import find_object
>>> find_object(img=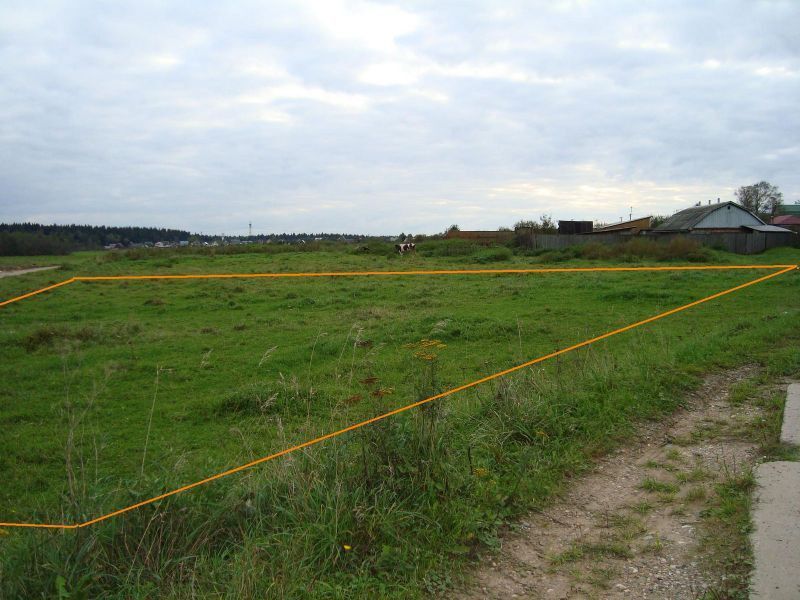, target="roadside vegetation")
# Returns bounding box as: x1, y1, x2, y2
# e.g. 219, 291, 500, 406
523, 236, 713, 263
0, 243, 797, 598
696, 374, 800, 599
